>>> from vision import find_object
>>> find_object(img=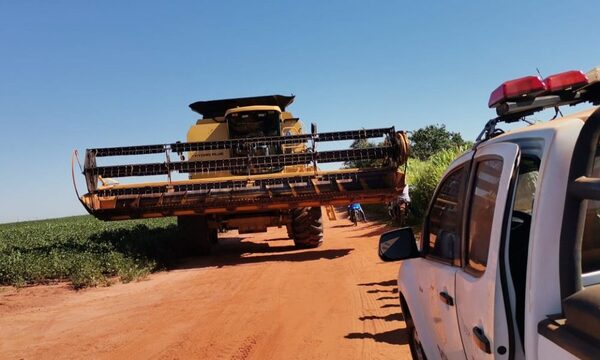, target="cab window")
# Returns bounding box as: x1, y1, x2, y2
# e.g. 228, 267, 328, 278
466, 158, 503, 275
425, 165, 468, 264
